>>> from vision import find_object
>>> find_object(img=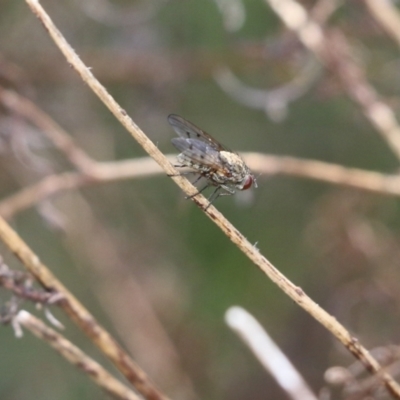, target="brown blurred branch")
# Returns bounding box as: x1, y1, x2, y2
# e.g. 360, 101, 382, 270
0, 86, 96, 174
325, 346, 400, 399
15, 311, 141, 400
226, 307, 318, 400
249, 153, 400, 195
266, 0, 400, 162
0, 211, 169, 400
23, 0, 400, 398
2, 153, 400, 220
214, 59, 320, 122
0, 156, 172, 219
15, 46, 288, 86
0, 259, 58, 304
365, 0, 400, 47
0, 81, 196, 396
62, 194, 198, 400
